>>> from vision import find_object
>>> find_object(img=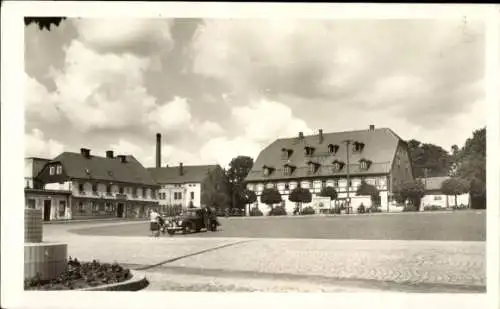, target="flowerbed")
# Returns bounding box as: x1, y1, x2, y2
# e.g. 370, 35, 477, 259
25, 257, 131, 290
